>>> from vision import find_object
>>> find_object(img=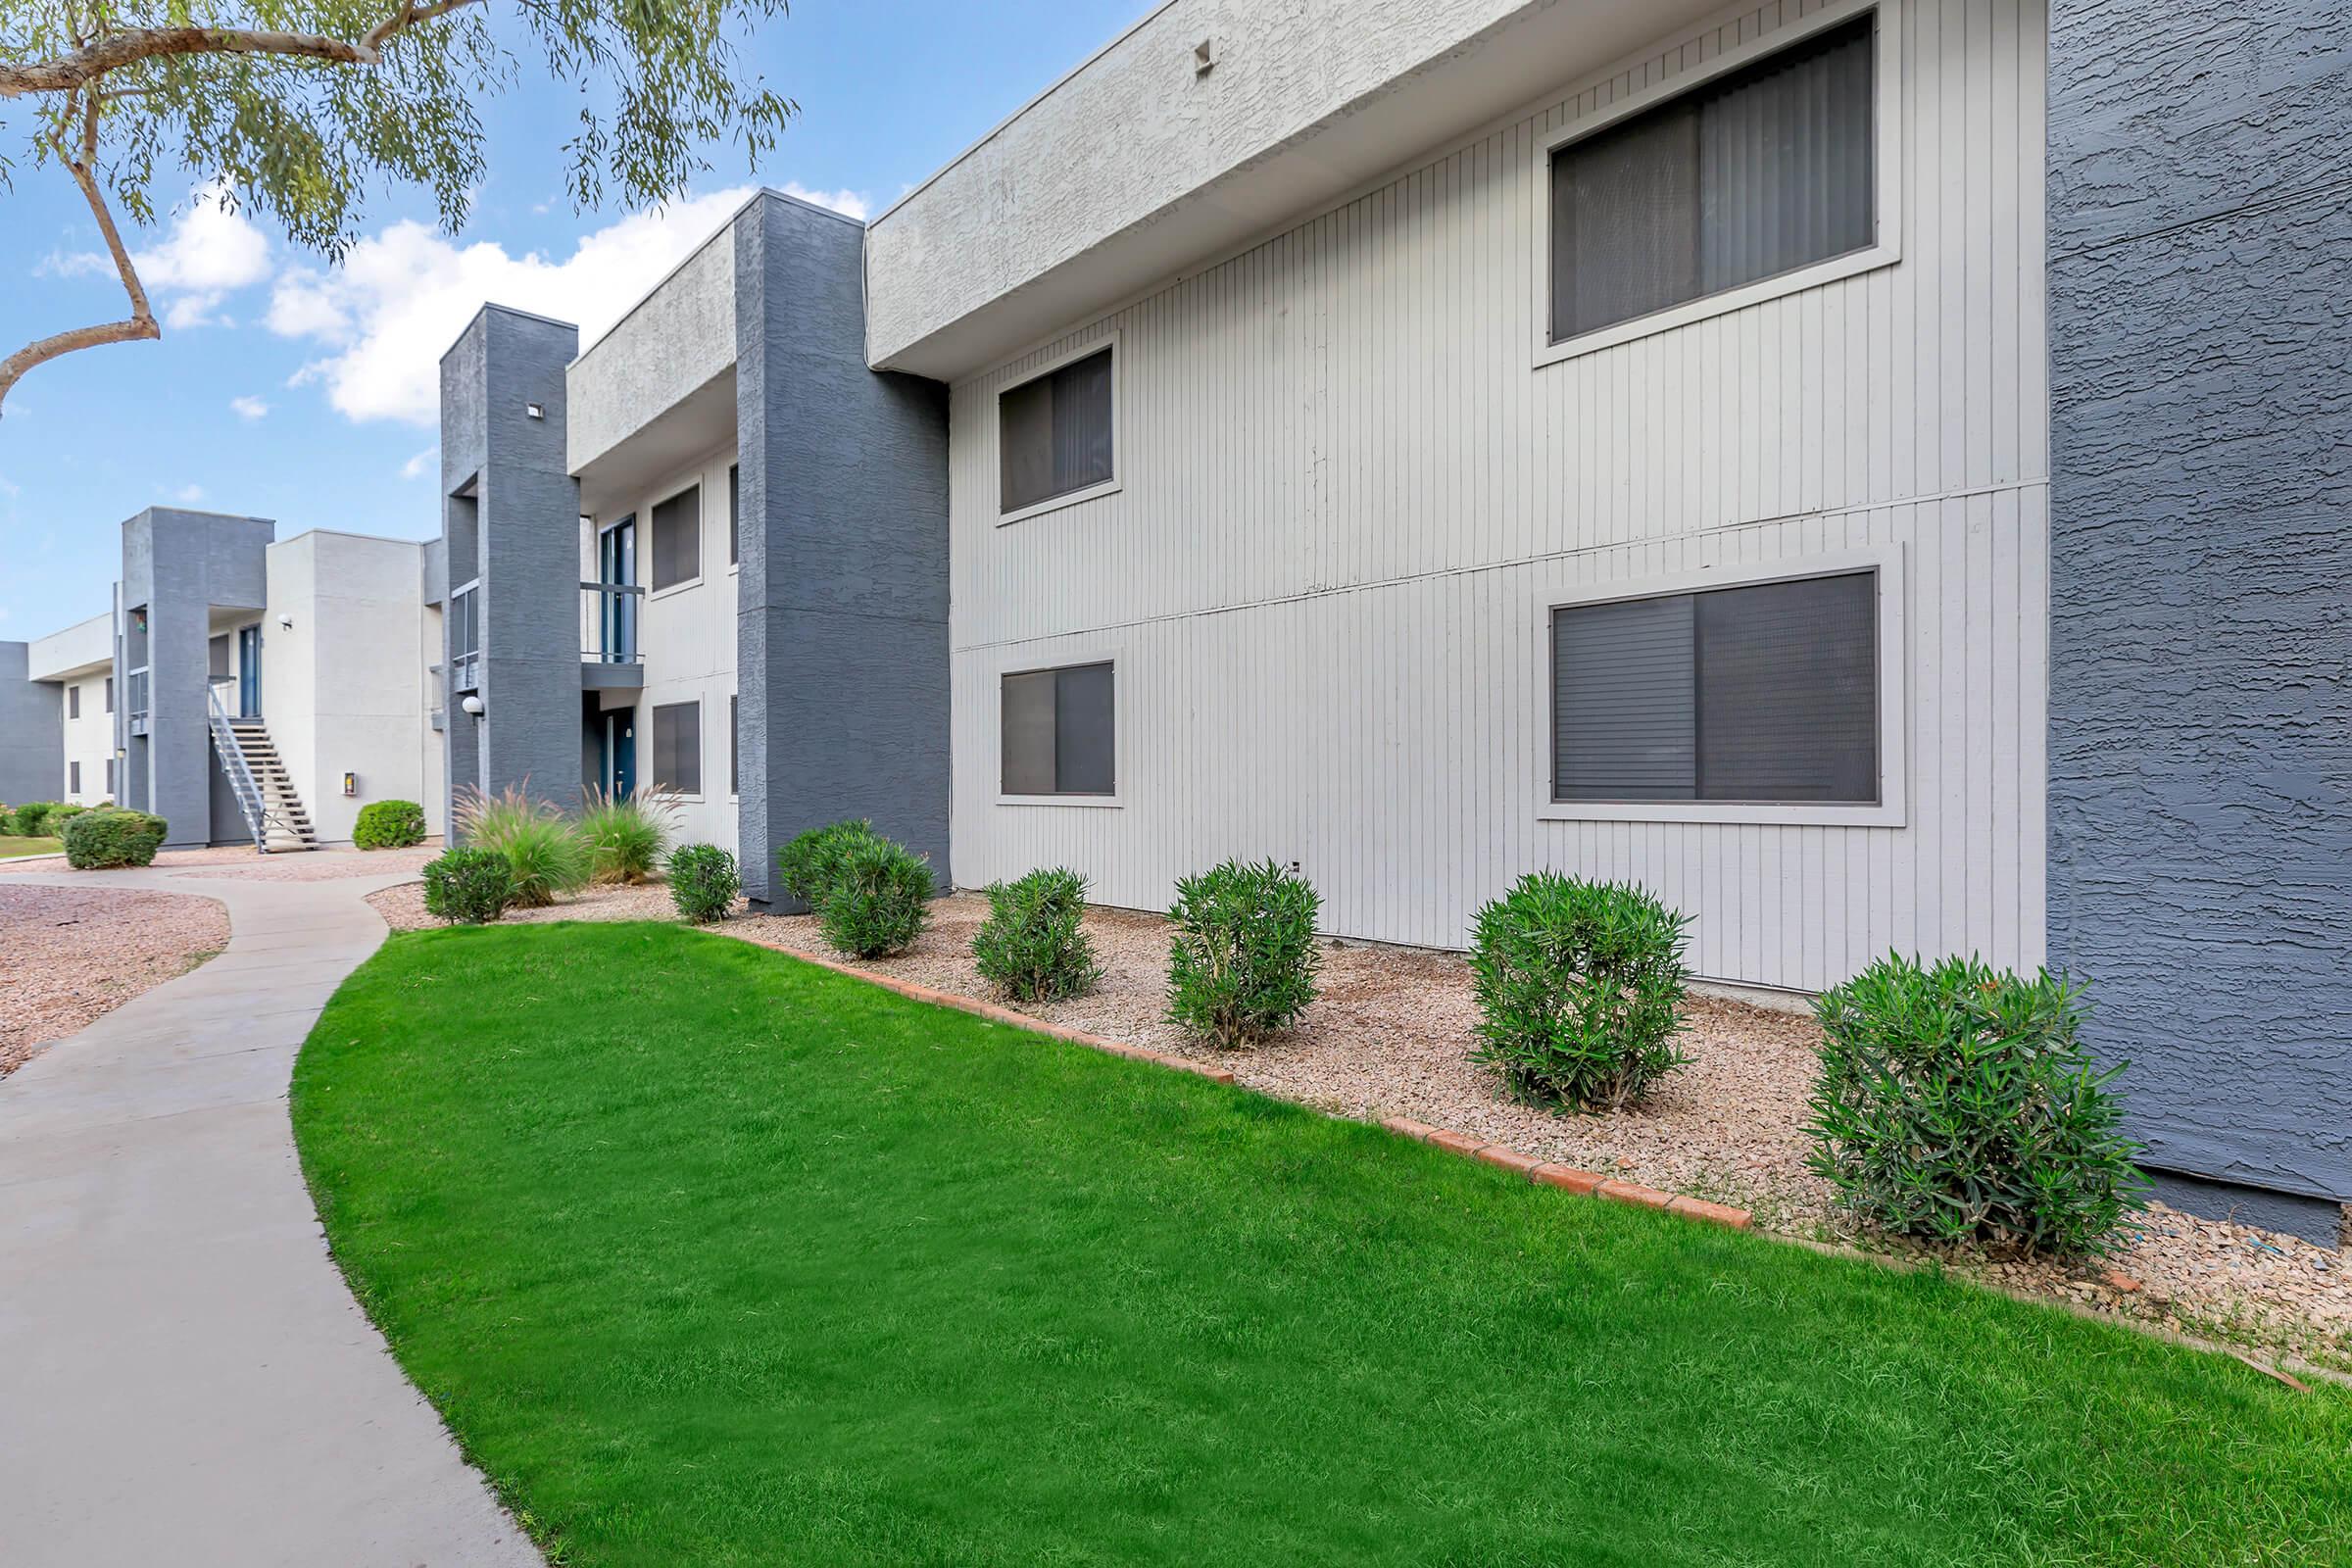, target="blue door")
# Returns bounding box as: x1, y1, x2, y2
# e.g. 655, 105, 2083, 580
237, 624, 262, 717
604, 710, 636, 798
598, 517, 637, 662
